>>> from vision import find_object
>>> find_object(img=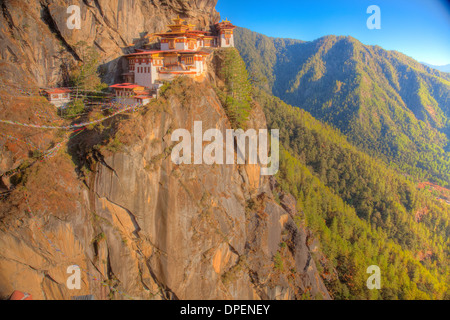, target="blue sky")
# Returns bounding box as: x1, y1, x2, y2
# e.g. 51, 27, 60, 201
216, 0, 450, 65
